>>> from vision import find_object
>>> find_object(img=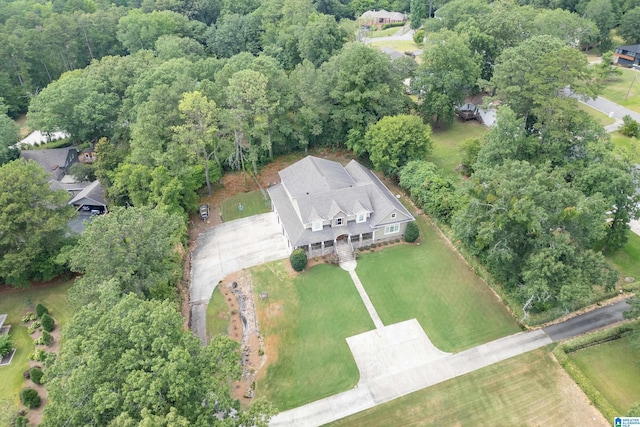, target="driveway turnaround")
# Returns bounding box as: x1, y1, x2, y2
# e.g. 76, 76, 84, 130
190, 212, 290, 342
